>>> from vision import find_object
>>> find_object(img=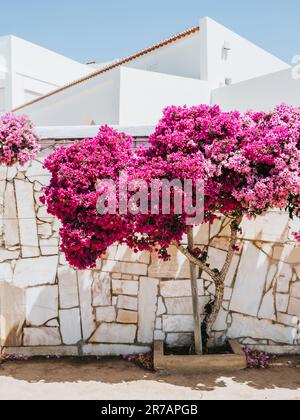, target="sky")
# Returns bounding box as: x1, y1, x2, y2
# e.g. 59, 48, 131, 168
1, 0, 299, 65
